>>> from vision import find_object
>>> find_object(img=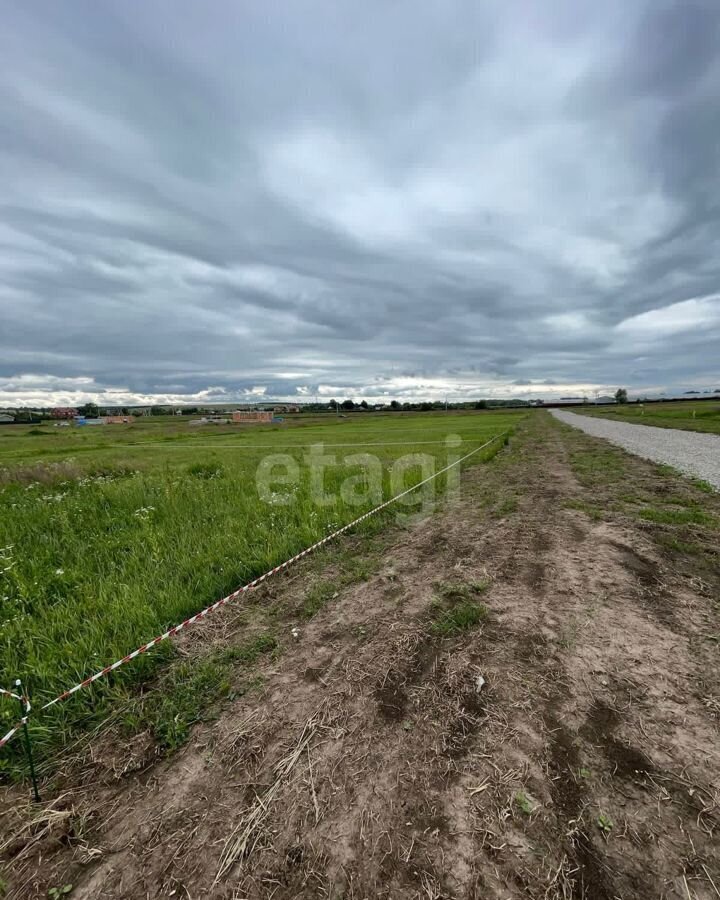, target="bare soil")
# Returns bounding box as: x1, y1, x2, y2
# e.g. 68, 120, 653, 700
2, 413, 719, 899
